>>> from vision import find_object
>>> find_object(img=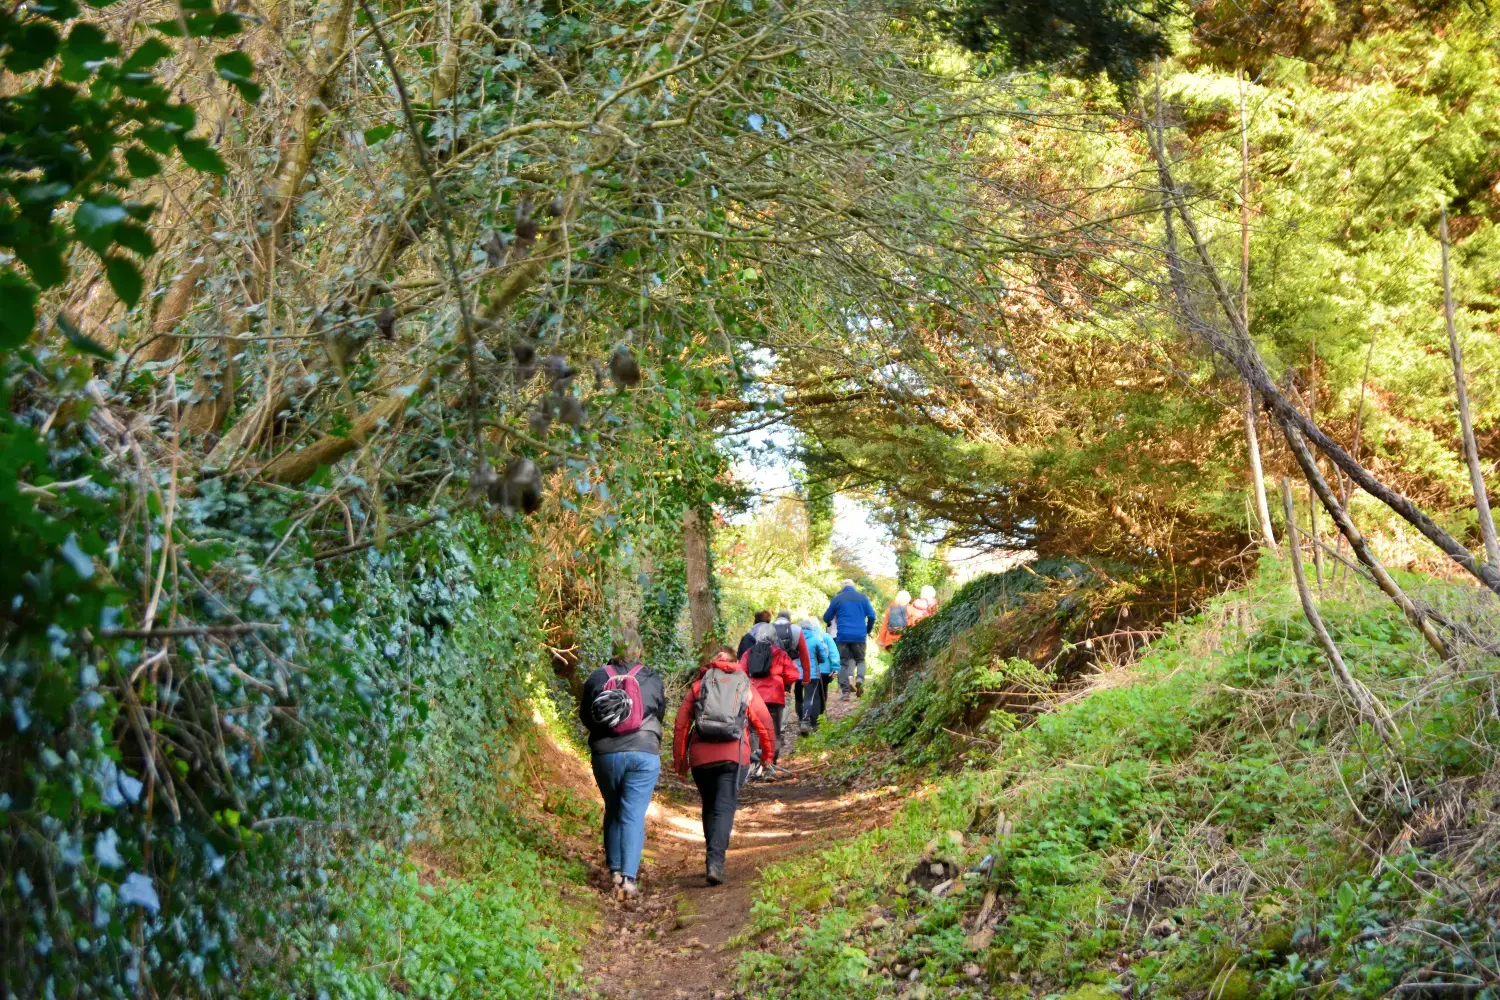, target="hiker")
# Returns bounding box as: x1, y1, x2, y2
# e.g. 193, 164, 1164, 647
579, 631, 666, 901
736, 609, 773, 658
772, 609, 813, 733
739, 618, 801, 771
823, 579, 876, 699
672, 647, 777, 885
876, 589, 911, 649
797, 615, 838, 732
909, 585, 939, 625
